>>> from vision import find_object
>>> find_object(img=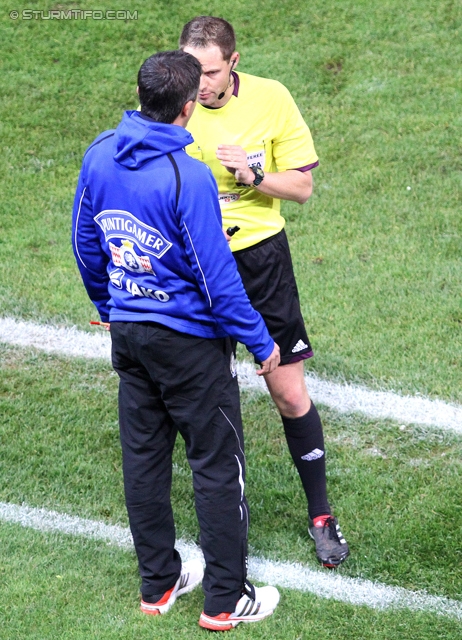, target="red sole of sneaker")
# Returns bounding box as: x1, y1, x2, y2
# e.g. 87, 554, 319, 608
199, 620, 234, 631
322, 557, 349, 568
140, 605, 162, 616
141, 609, 161, 615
